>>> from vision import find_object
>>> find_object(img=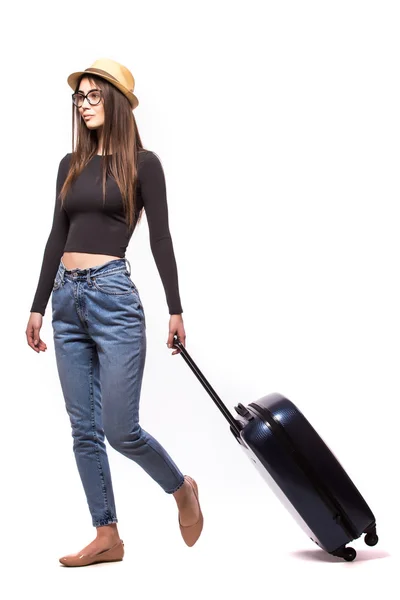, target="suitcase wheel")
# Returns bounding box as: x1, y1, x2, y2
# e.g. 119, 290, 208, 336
365, 532, 379, 546
364, 524, 379, 547
331, 545, 357, 562
342, 547, 357, 562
